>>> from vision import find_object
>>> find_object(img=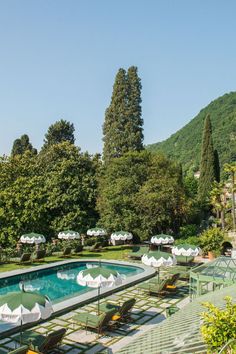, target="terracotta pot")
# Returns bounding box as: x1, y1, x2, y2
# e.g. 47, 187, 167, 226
208, 251, 216, 260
